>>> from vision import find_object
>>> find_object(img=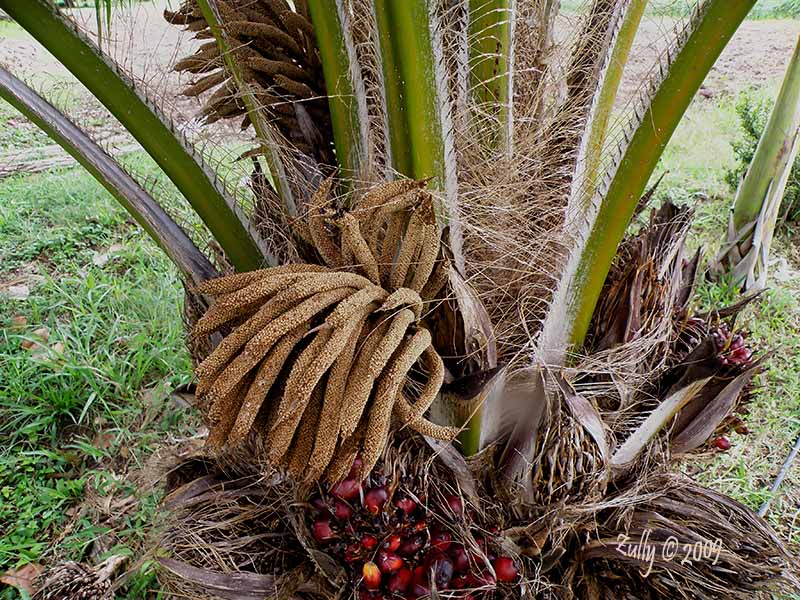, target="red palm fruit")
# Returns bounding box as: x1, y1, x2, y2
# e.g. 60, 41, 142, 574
345, 542, 361, 563
382, 533, 402, 552
364, 486, 389, 514
444, 495, 463, 516
362, 561, 382, 590
433, 557, 454, 589
492, 556, 518, 582
714, 436, 732, 451
377, 551, 404, 573
450, 574, 468, 589
395, 495, 417, 515
311, 519, 336, 544
399, 535, 425, 556
449, 545, 470, 573
411, 565, 427, 586
430, 529, 452, 552
361, 533, 378, 550
388, 567, 412, 593
332, 499, 353, 520
331, 478, 360, 500
413, 520, 428, 532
